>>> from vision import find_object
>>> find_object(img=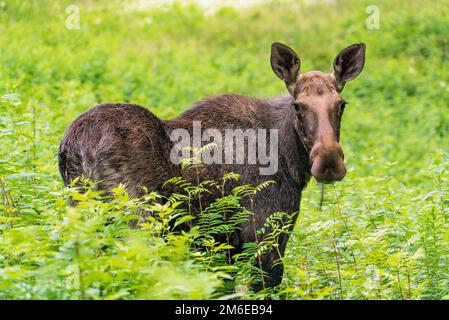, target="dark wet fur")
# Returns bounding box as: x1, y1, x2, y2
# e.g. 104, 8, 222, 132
59, 94, 311, 291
